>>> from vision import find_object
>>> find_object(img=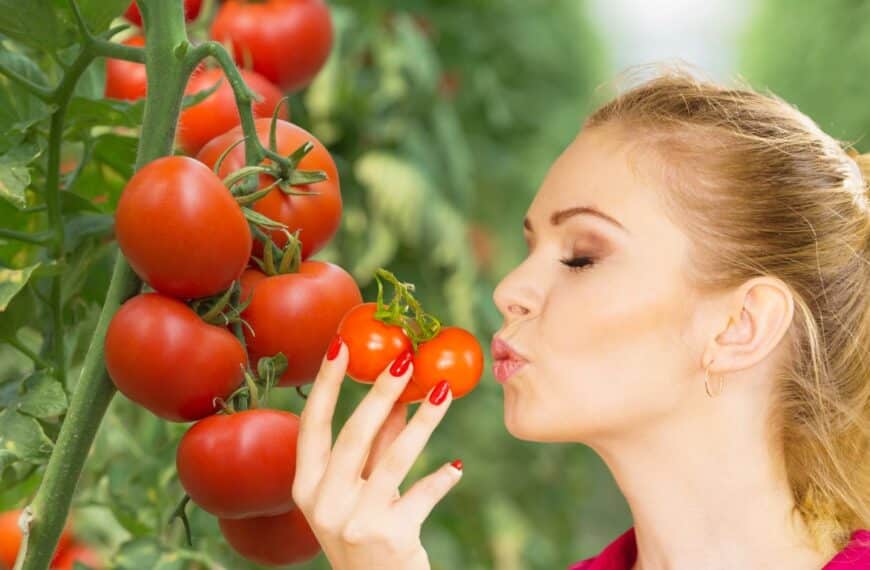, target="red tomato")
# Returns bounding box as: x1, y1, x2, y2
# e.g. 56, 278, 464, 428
197, 118, 341, 260
115, 156, 251, 299
240, 262, 362, 386
177, 409, 299, 518
124, 0, 203, 27
51, 543, 103, 570
178, 68, 288, 155
104, 36, 147, 101
398, 327, 484, 404
211, 0, 333, 92
219, 508, 320, 566
337, 303, 413, 383
105, 293, 247, 422
0, 510, 72, 570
